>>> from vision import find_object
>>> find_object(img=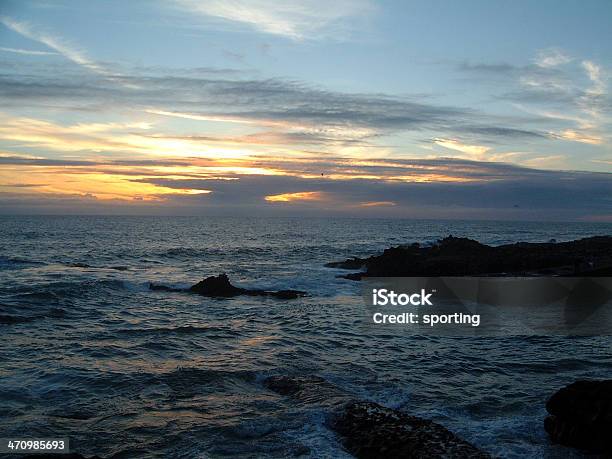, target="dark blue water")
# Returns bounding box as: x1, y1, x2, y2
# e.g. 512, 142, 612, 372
1, 216, 611, 458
